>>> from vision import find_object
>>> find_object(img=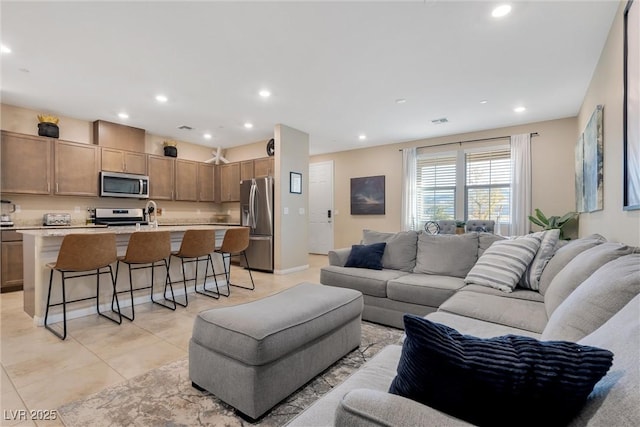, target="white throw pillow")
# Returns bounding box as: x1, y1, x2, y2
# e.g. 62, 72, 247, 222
464, 234, 542, 292
519, 229, 561, 291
